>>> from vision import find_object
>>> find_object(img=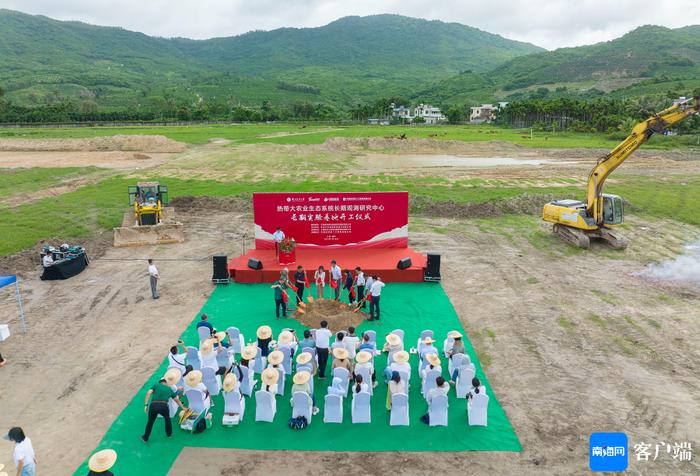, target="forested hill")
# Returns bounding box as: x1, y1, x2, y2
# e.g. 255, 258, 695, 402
0, 10, 542, 108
